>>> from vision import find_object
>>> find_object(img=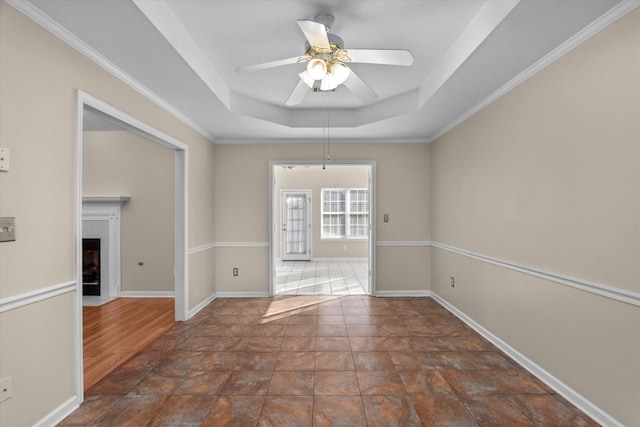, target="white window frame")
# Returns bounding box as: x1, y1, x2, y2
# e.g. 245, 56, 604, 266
321, 188, 369, 240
